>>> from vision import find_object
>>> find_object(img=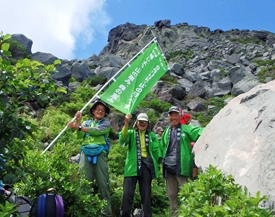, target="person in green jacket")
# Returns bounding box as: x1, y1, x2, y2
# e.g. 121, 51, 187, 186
68, 100, 112, 217
161, 106, 204, 217
119, 113, 162, 217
